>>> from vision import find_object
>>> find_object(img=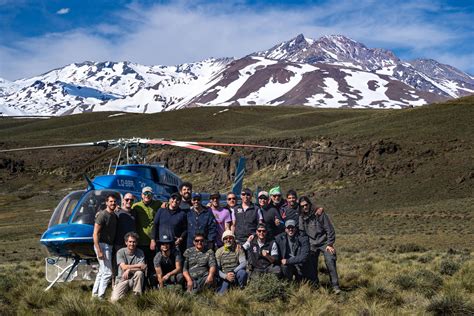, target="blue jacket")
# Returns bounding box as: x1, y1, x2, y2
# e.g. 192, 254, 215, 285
152, 207, 187, 243
186, 206, 218, 248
